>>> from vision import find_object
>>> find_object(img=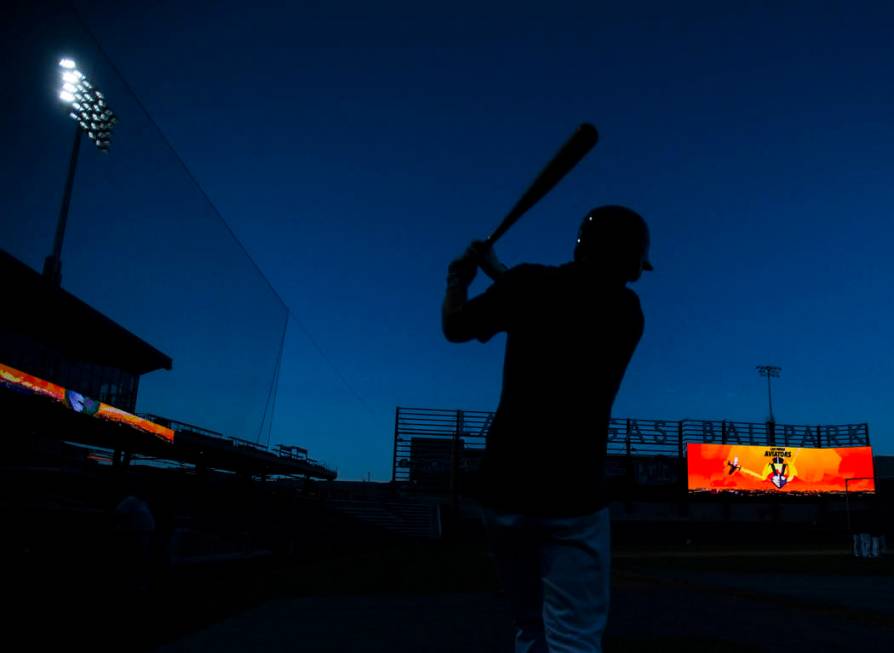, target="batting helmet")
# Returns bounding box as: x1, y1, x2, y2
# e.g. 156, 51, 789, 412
574, 205, 653, 279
